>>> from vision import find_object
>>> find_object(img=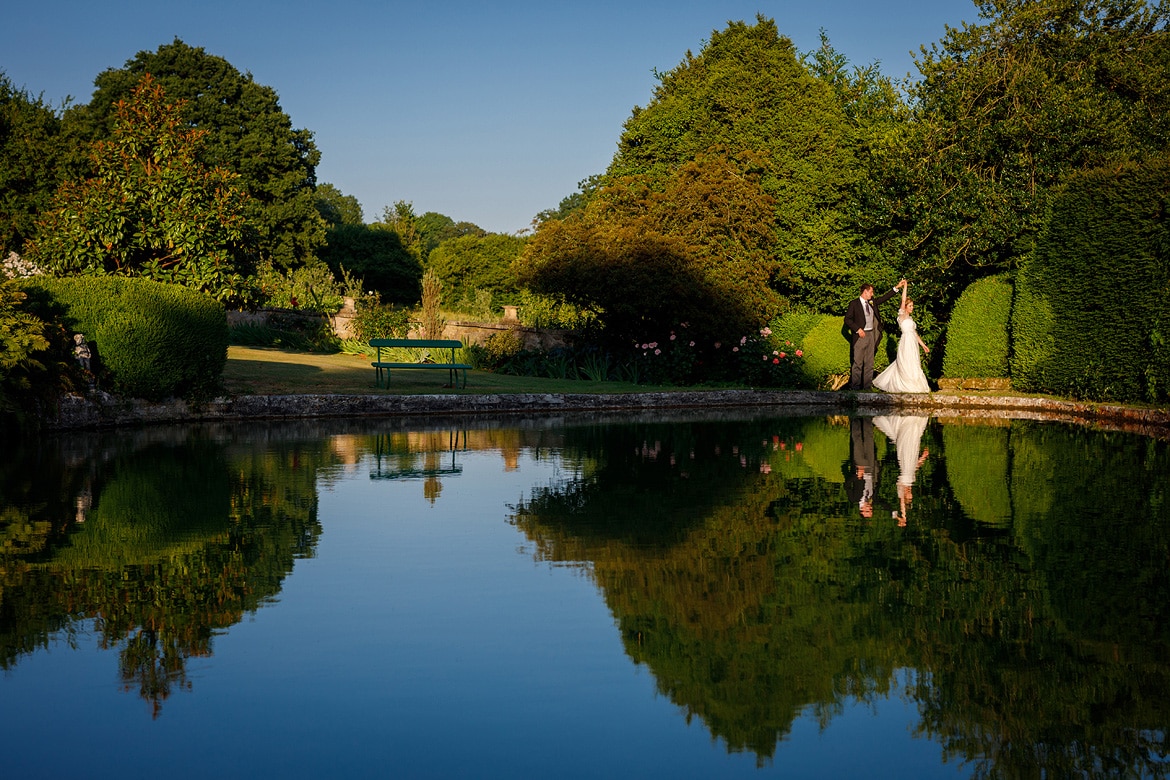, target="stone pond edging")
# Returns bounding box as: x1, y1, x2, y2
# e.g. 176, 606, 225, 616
46, 389, 1170, 437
